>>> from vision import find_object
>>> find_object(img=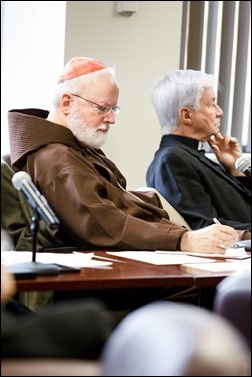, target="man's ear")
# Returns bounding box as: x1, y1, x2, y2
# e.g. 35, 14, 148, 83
179, 107, 192, 125
61, 93, 72, 114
